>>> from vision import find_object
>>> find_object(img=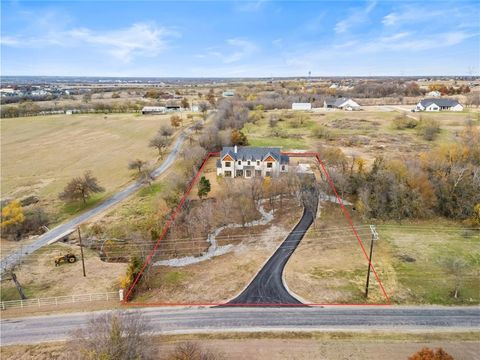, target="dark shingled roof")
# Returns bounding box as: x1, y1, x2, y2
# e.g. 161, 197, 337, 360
218, 147, 289, 167
419, 98, 461, 108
